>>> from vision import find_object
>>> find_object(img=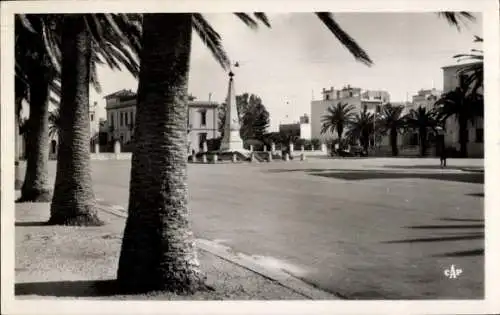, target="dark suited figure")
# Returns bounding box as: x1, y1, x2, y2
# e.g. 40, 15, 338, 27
439, 143, 447, 168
